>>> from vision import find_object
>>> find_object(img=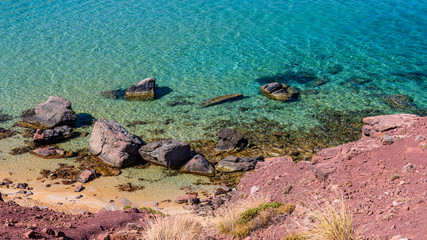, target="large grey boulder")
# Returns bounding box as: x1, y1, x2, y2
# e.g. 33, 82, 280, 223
260, 82, 299, 101
89, 119, 143, 168
125, 77, 155, 100
182, 154, 215, 176
218, 155, 264, 172
139, 140, 191, 169
20, 96, 77, 128
215, 128, 248, 151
